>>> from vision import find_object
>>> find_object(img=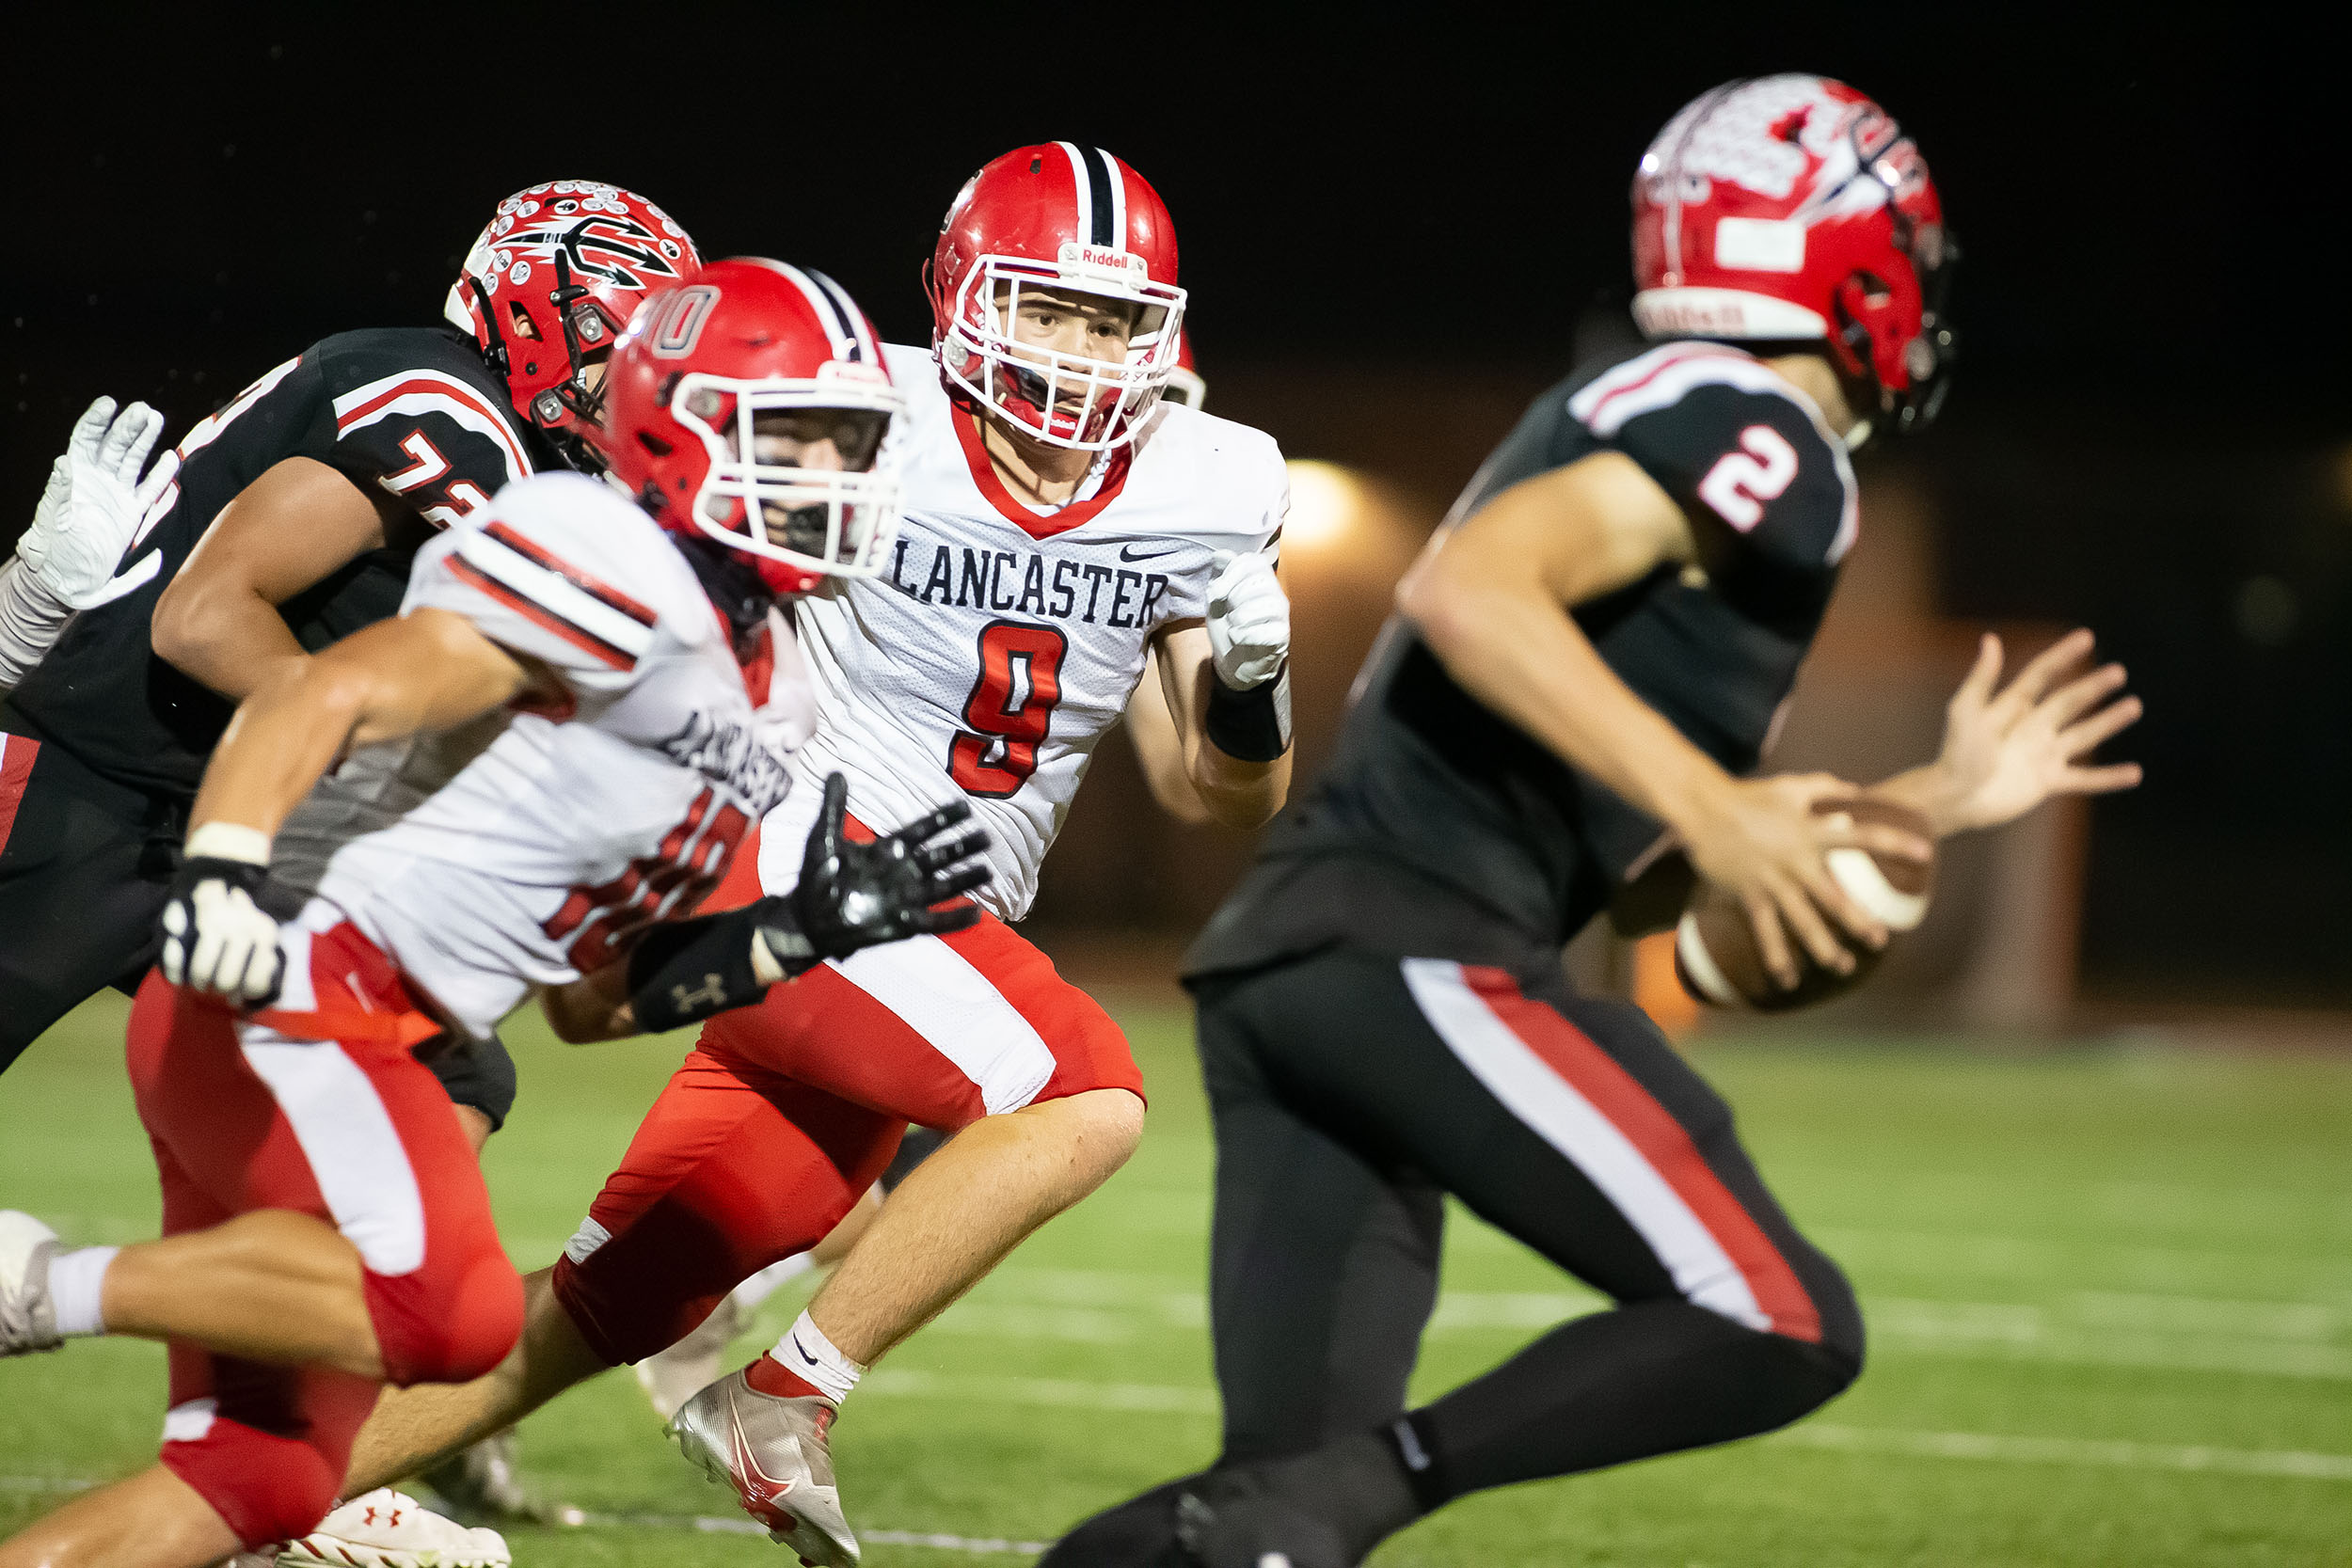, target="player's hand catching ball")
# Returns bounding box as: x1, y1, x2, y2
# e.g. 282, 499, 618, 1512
1205, 548, 1289, 690
1677, 772, 1933, 991
19, 397, 172, 609
158, 823, 289, 1007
